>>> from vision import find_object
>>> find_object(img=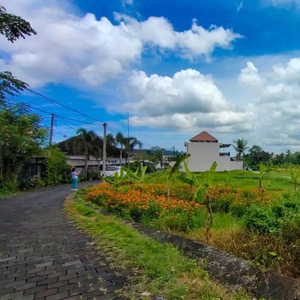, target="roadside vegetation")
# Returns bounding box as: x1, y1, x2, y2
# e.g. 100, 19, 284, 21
81, 161, 300, 279
66, 194, 249, 300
